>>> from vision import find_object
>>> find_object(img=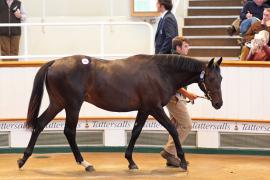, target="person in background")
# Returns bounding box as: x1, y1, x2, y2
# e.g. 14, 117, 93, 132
246, 30, 270, 60
155, 0, 178, 54
239, 0, 269, 35
0, 0, 26, 61
240, 8, 270, 60
160, 36, 198, 167
227, 0, 250, 36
